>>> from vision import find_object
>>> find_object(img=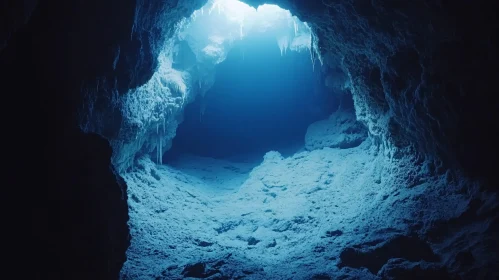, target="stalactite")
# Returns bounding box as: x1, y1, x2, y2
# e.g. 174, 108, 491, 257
159, 135, 162, 165
293, 19, 298, 36
310, 32, 317, 72
277, 36, 289, 56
